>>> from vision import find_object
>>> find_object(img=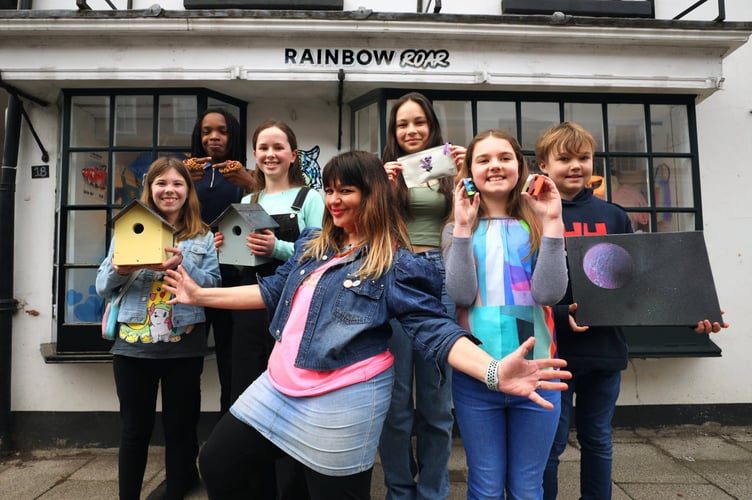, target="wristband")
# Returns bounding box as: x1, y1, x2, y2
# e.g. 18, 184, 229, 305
485, 358, 500, 391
